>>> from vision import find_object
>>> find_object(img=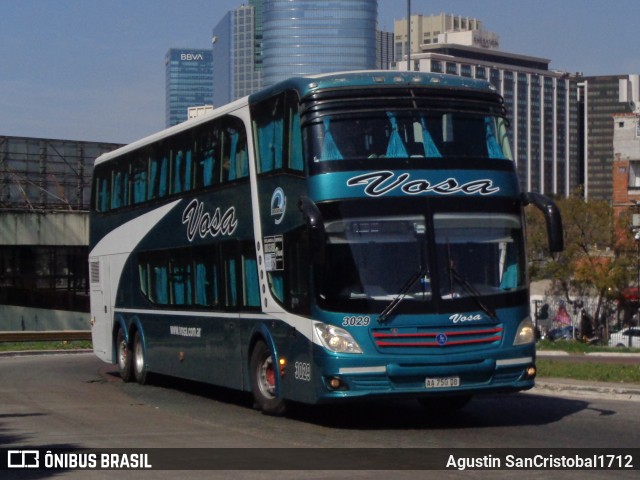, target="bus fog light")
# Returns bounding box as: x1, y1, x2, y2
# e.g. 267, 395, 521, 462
513, 317, 535, 345
526, 366, 536, 378
326, 376, 348, 391
314, 322, 363, 354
